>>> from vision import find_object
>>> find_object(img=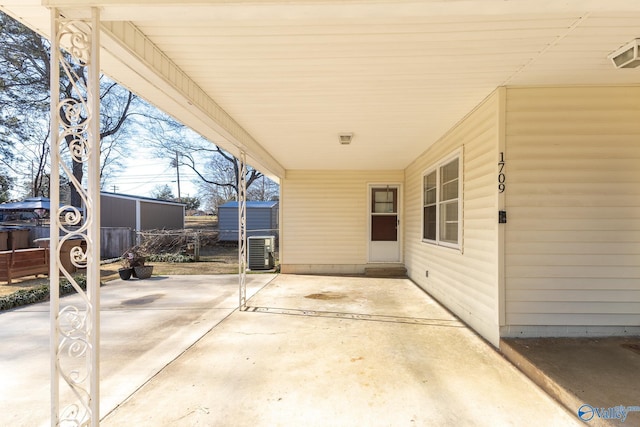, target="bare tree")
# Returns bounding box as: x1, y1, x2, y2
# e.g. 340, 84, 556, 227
144, 113, 278, 210
0, 11, 138, 204
182, 145, 263, 196
57, 70, 136, 206
247, 175, 279, 202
